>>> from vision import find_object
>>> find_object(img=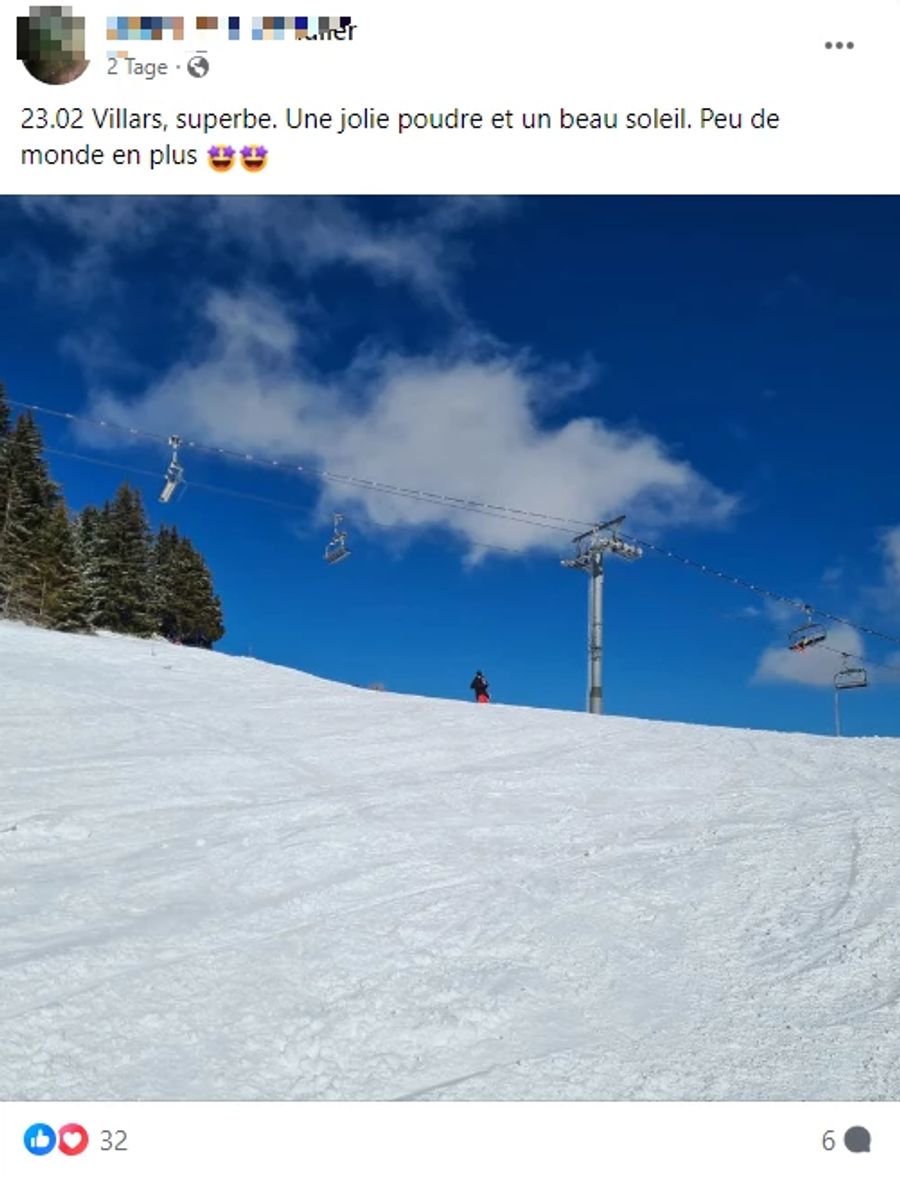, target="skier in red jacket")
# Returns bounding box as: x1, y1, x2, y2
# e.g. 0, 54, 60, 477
470, 670, 490, 703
